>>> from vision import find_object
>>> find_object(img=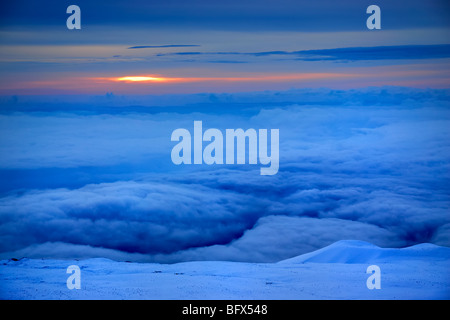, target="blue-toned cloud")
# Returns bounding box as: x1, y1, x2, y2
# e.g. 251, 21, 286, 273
0, 180, 265, 255
294, 44, 450, 61
127, 45, 200, 49
156, 44, 450, 62
0, 216, 404, 263
0, 87, 449, 262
